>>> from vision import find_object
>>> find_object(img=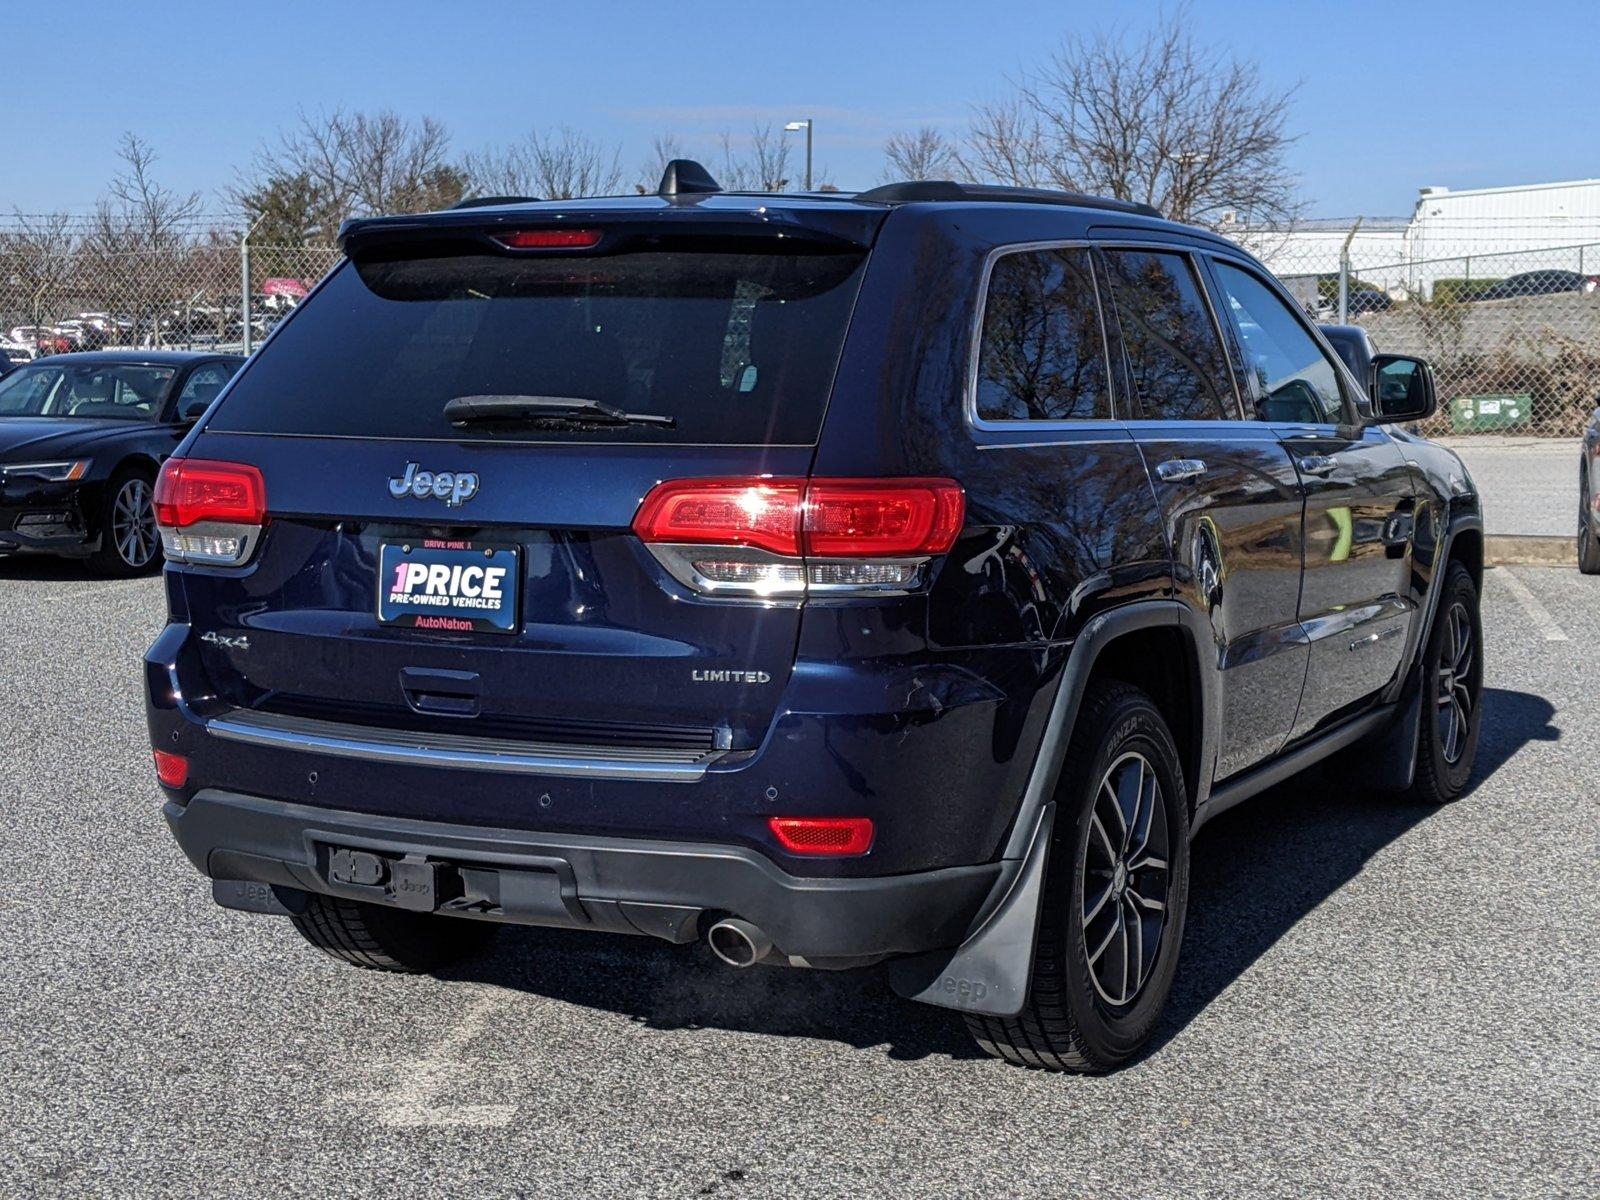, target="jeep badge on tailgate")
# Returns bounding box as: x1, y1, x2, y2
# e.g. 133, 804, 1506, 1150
388, 462, 480, 508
